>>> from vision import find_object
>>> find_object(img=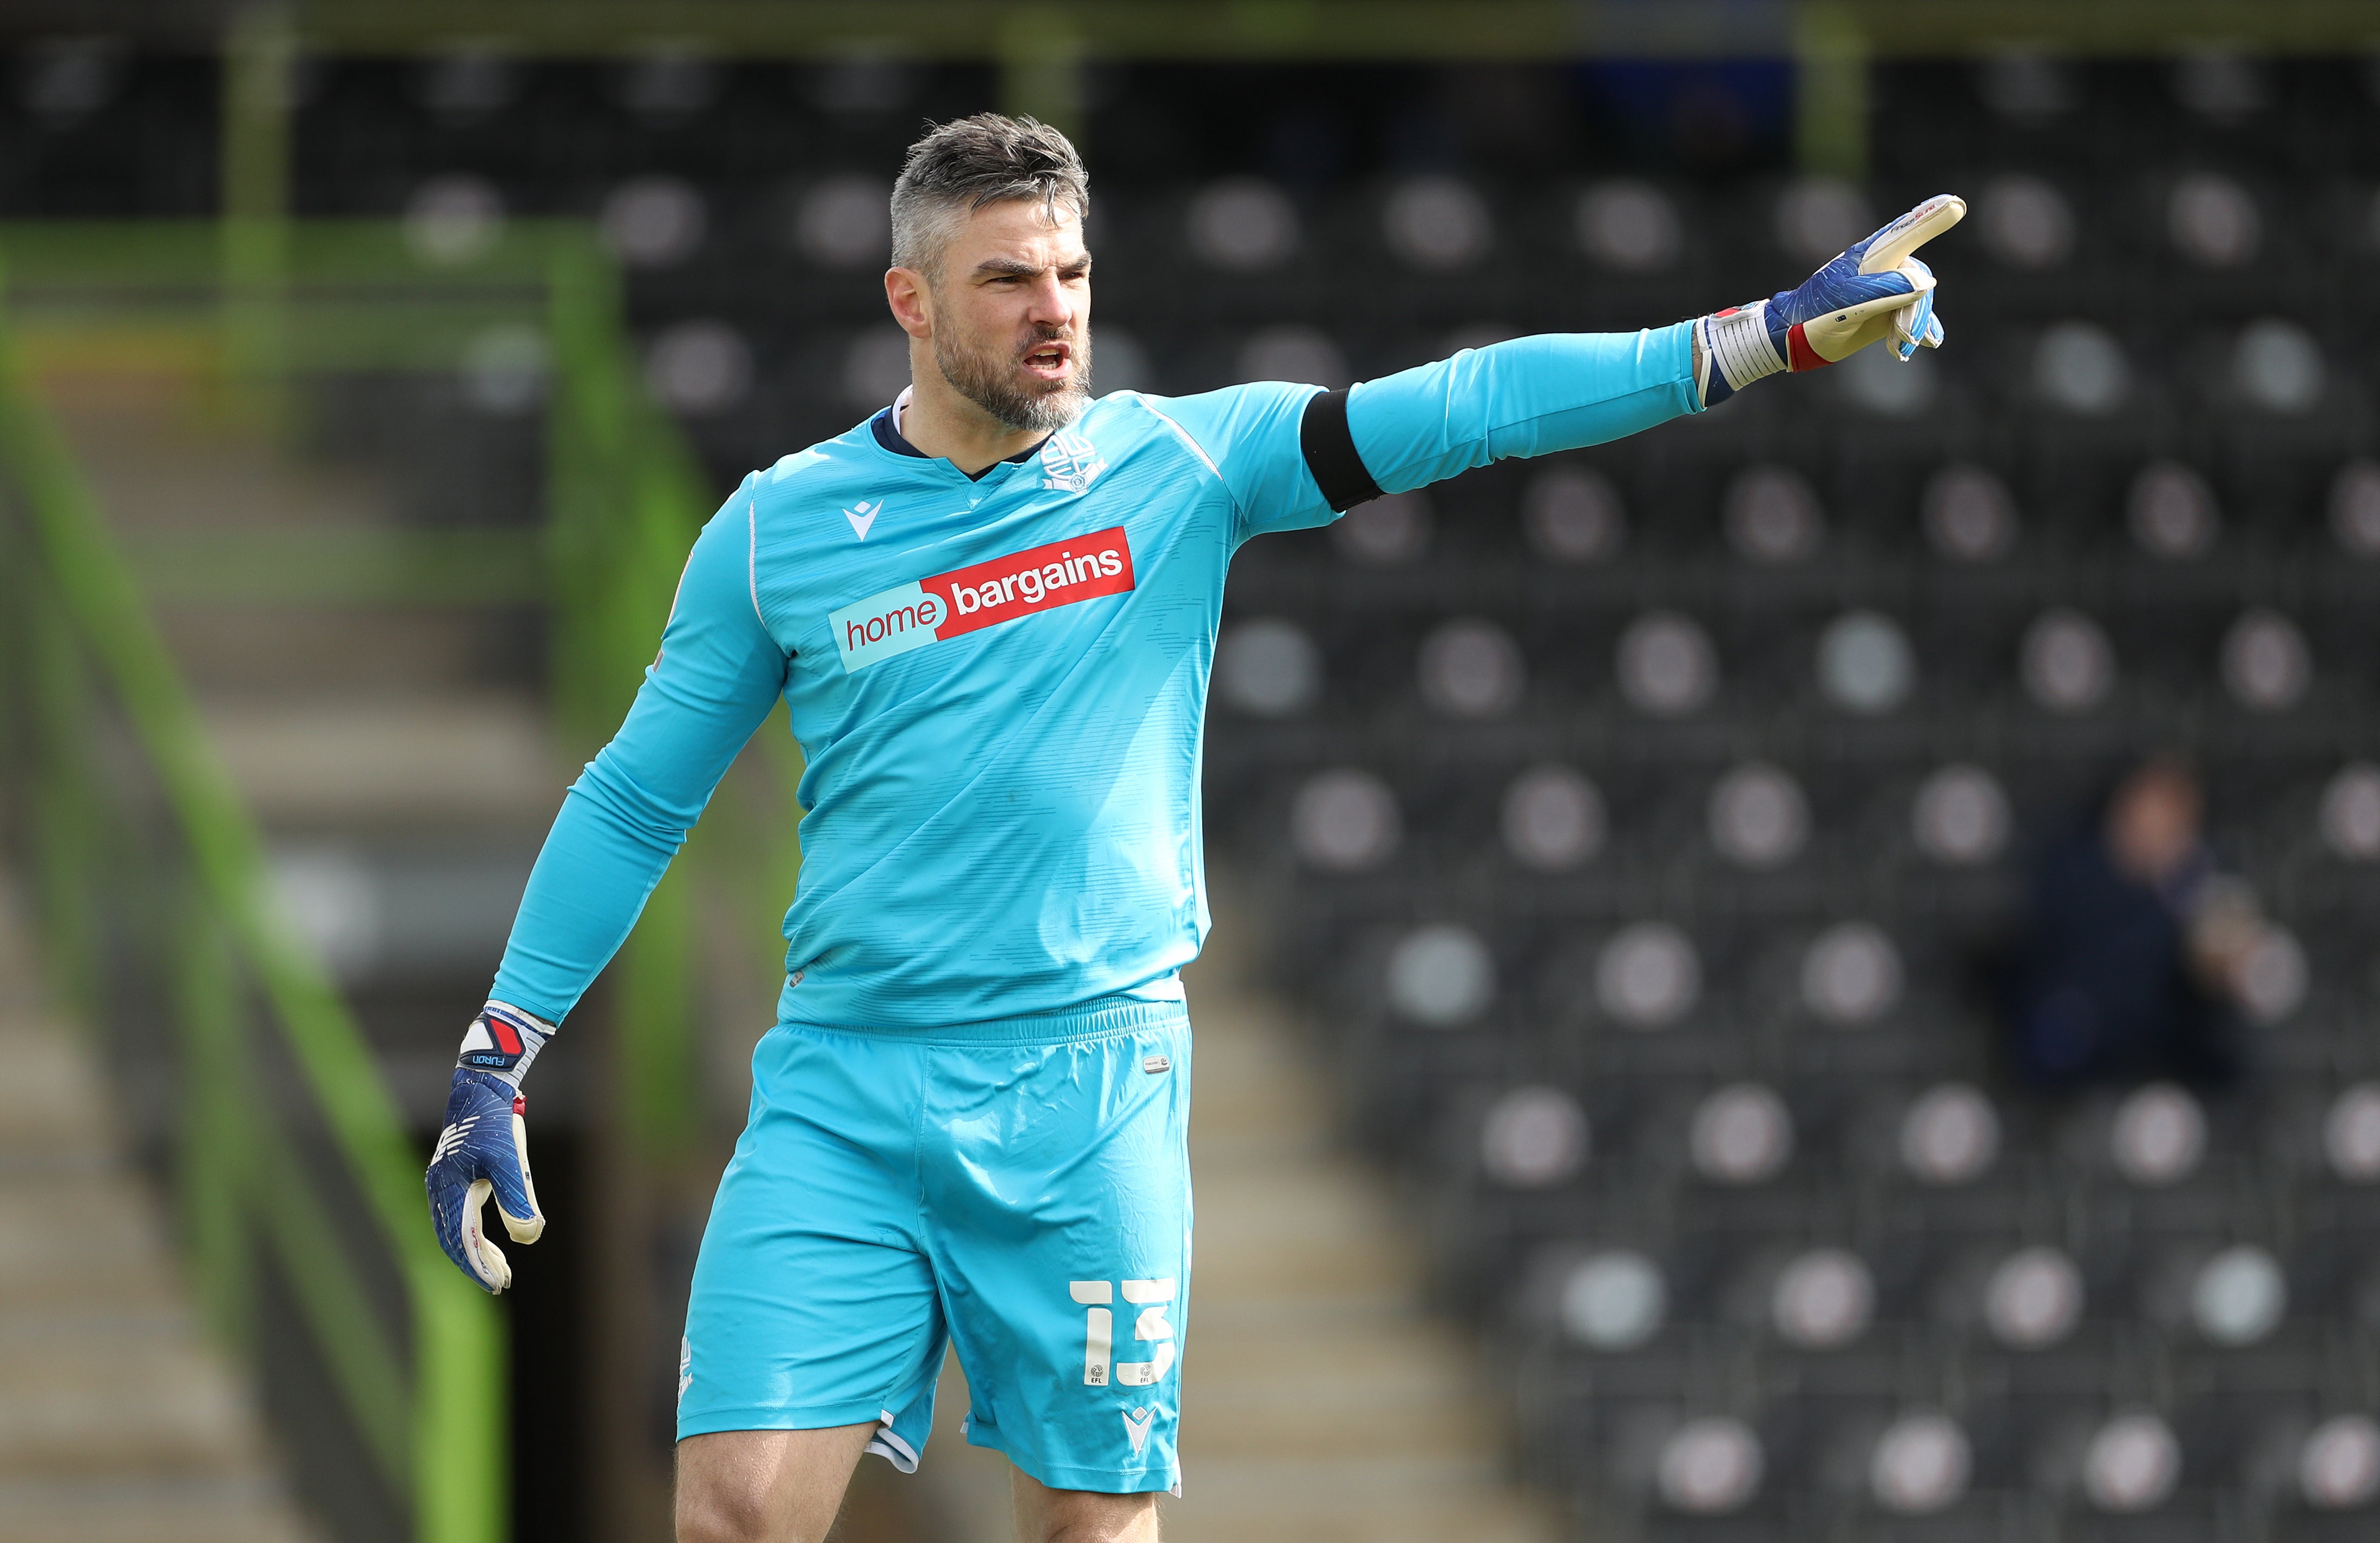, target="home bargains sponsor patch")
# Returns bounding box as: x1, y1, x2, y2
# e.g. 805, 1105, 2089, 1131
829, 526, 1135, 674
